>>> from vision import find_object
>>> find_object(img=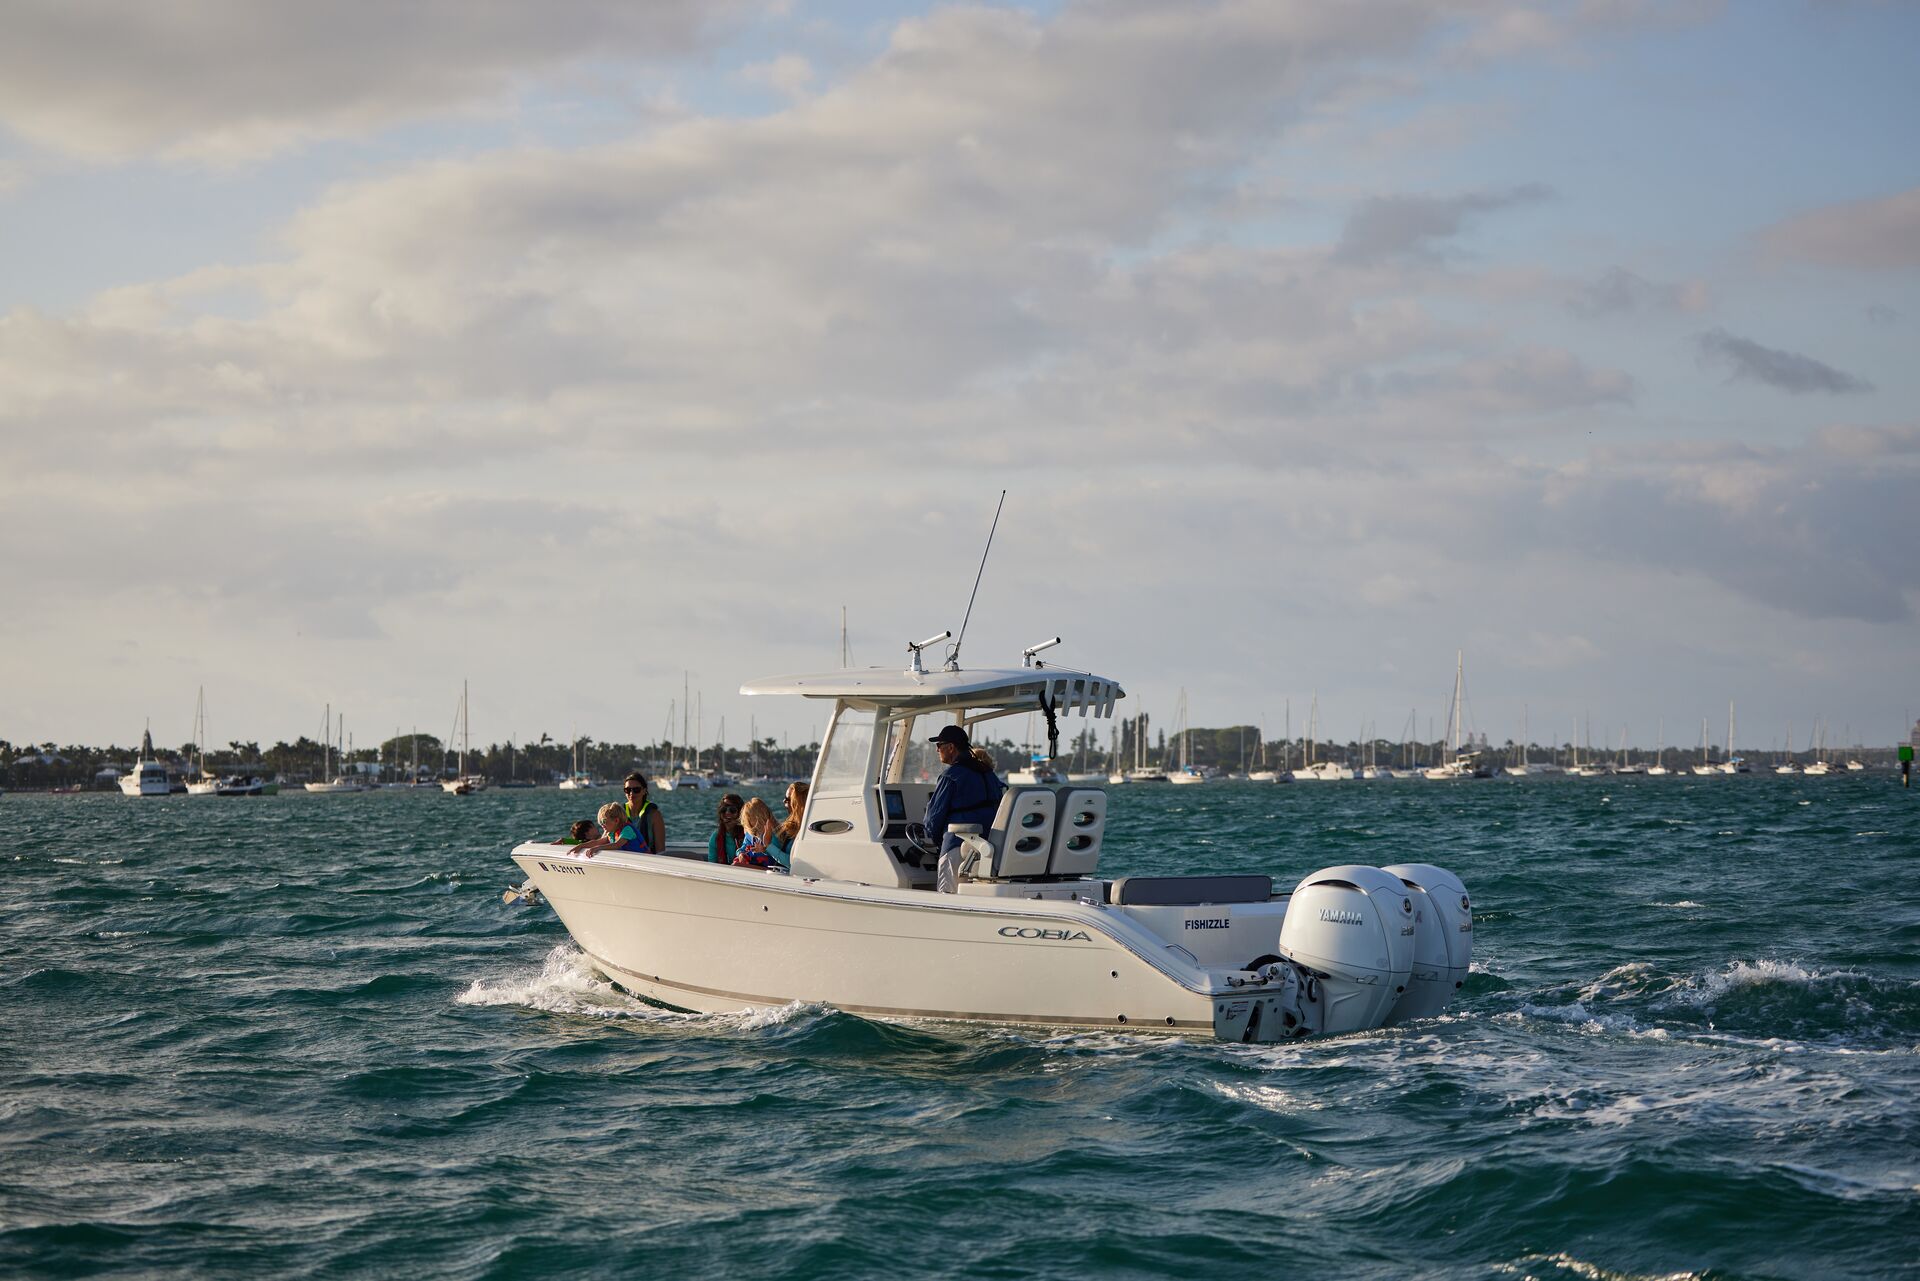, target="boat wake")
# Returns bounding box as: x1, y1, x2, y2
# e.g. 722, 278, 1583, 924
456, 944, 682, 1021
1497, 956, 1920, 1048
